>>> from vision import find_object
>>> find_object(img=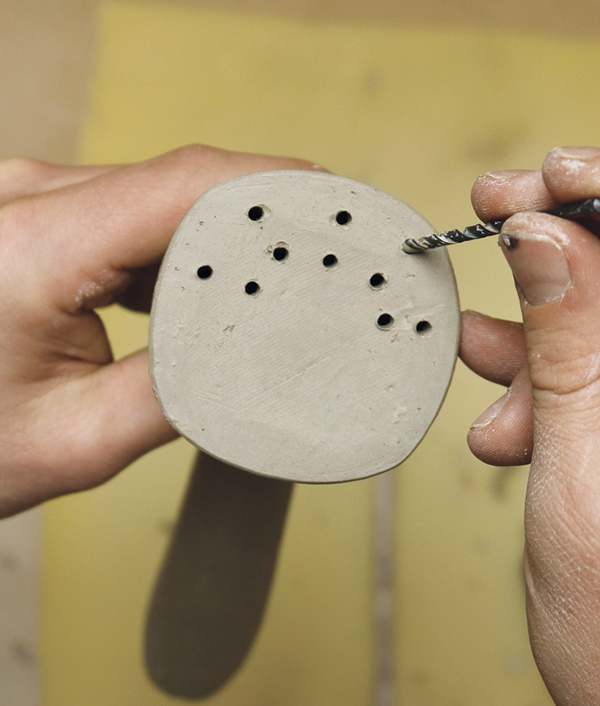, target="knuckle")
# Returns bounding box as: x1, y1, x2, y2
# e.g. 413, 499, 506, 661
161, 144, 322, 173
0, 157, 53, 186
0, 192, 34, 233
527, 327, 600, 395
143, 144, 227, 187
0, 194, 41, 273
178, 142, 220, 160
283, 157, 324, 172
150, 144, 326, 184
162, 143, 224, 168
